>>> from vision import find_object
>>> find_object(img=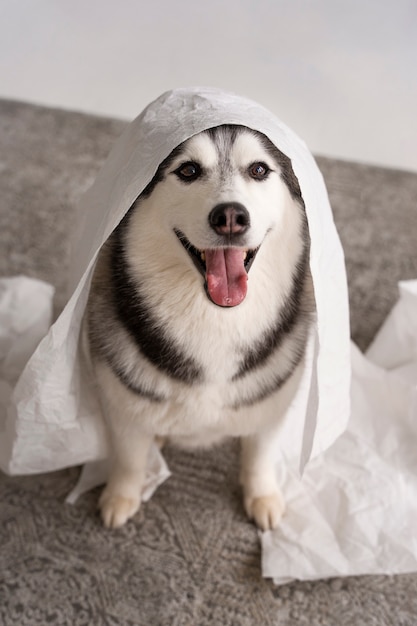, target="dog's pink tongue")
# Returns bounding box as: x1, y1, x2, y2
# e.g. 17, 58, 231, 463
205, 248, 248, 307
